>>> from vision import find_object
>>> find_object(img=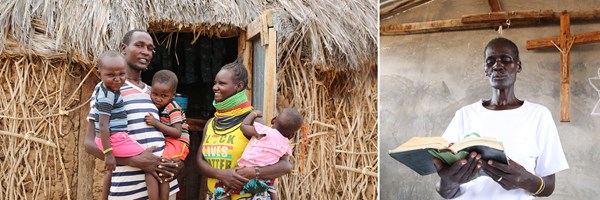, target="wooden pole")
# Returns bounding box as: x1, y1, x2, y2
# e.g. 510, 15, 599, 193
76, 72, 98, 200
488, 0, 502, 12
